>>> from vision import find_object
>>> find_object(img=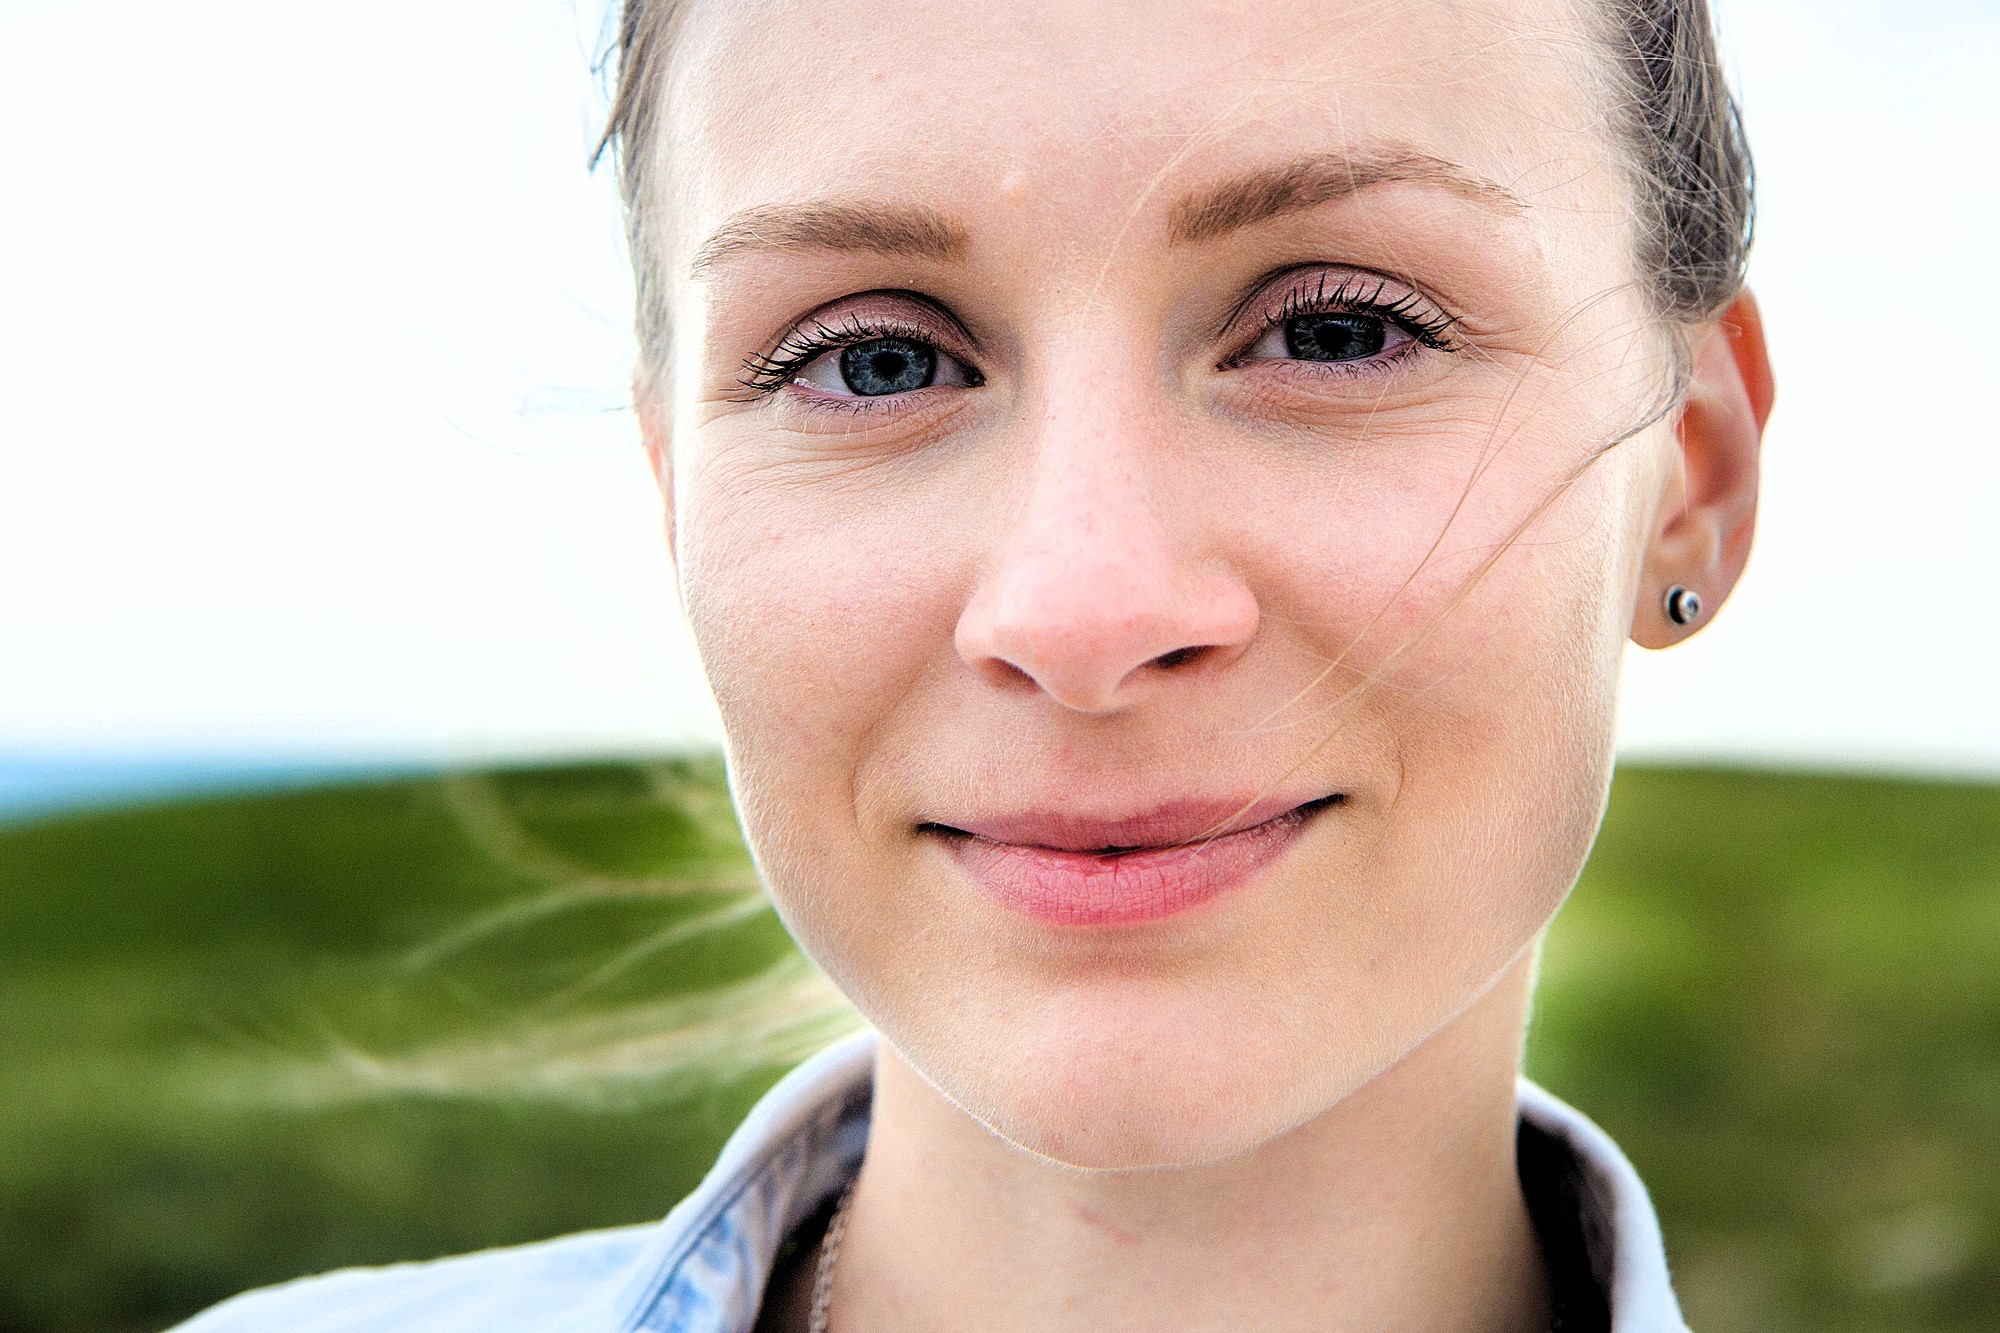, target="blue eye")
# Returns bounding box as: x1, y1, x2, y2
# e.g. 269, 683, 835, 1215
783, 333, 974, 399
738, 298, 982, 404
1241, 311, 1414, 367
1284, 313, 1390, 362
837, 338, 937, 395
1228, 270, 1459, 375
